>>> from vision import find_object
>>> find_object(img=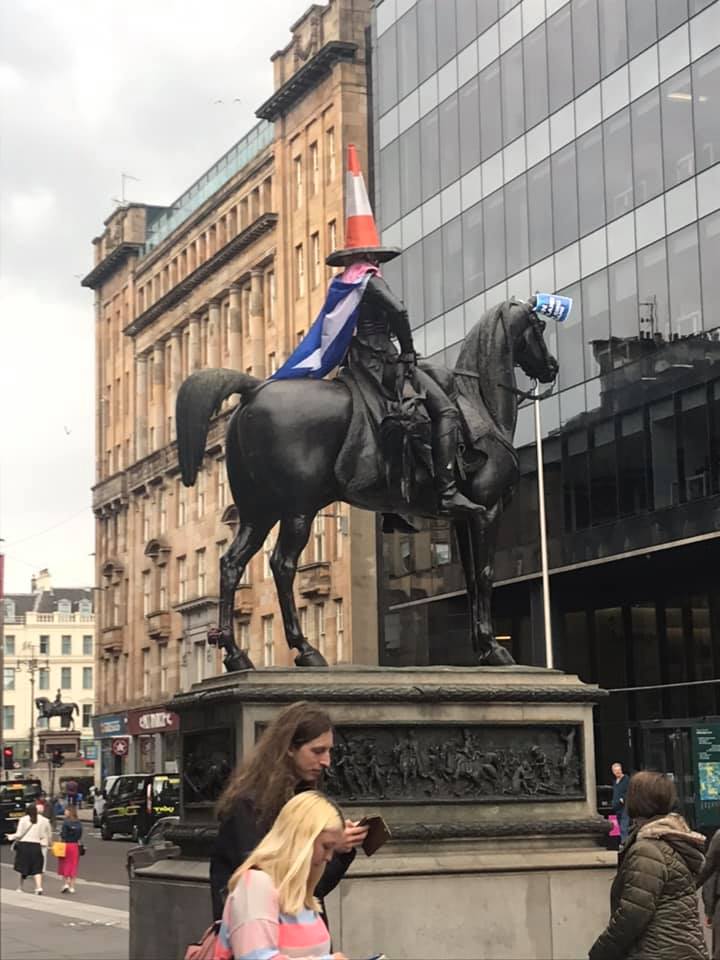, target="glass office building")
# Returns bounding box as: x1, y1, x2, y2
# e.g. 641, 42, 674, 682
371, 0, 720, 782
